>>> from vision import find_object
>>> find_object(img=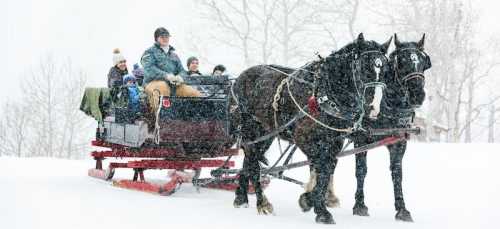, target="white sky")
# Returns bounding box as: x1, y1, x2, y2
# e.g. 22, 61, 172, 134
2, 0, 500, 106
